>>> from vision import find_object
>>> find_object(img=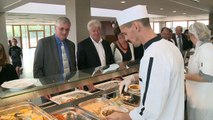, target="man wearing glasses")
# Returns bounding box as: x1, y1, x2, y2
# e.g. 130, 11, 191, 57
33, 17, 76, 78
